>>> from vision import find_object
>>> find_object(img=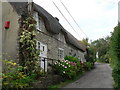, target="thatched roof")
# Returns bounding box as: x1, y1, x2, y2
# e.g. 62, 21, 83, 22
10, 2, 28, 17
9, 2, 86, 52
